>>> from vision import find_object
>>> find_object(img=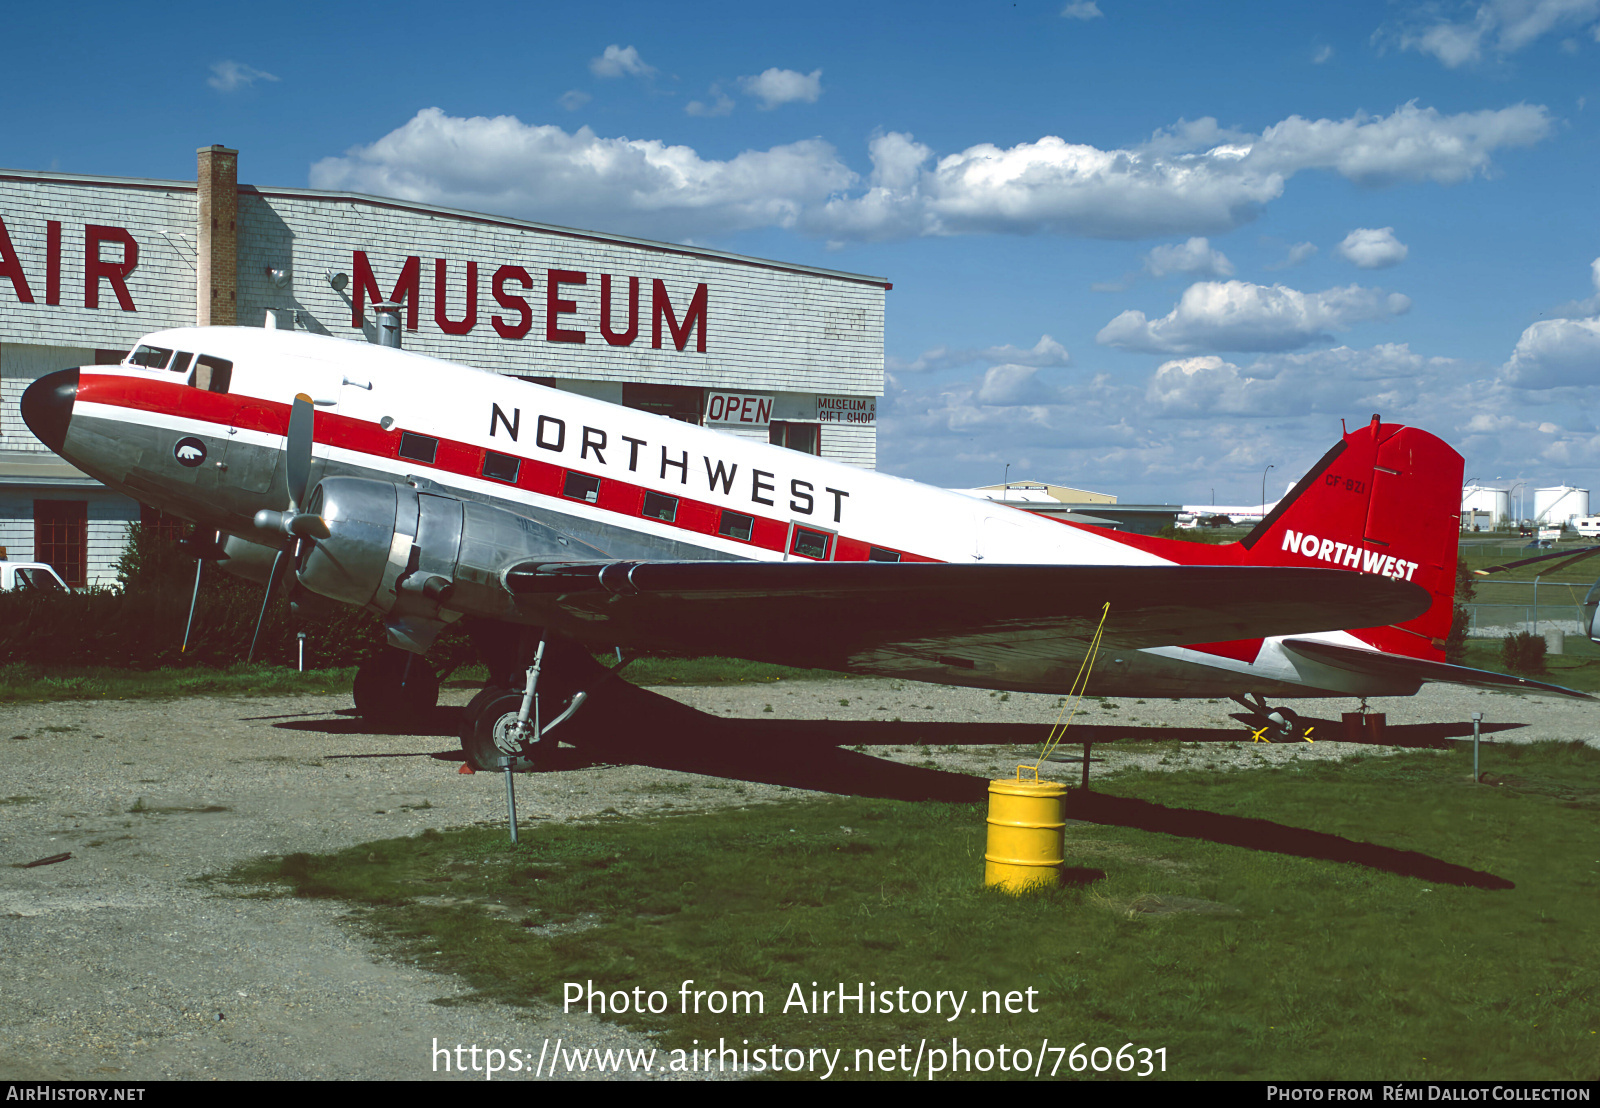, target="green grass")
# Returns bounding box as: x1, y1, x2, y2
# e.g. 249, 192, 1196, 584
226, 741, 1600, 1081
0, 655, 846, 704
0, 662, 359, 703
